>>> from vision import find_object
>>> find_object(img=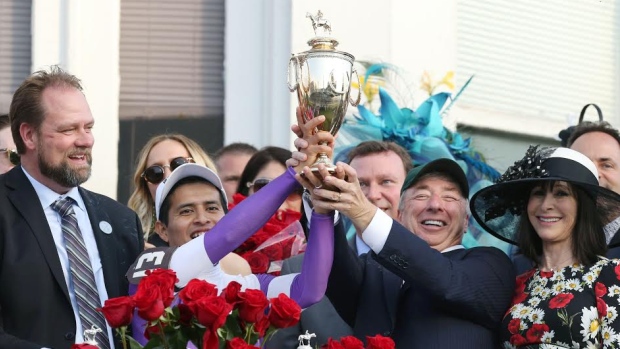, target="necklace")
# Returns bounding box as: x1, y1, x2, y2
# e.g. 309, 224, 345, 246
539, 254, 576, 272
